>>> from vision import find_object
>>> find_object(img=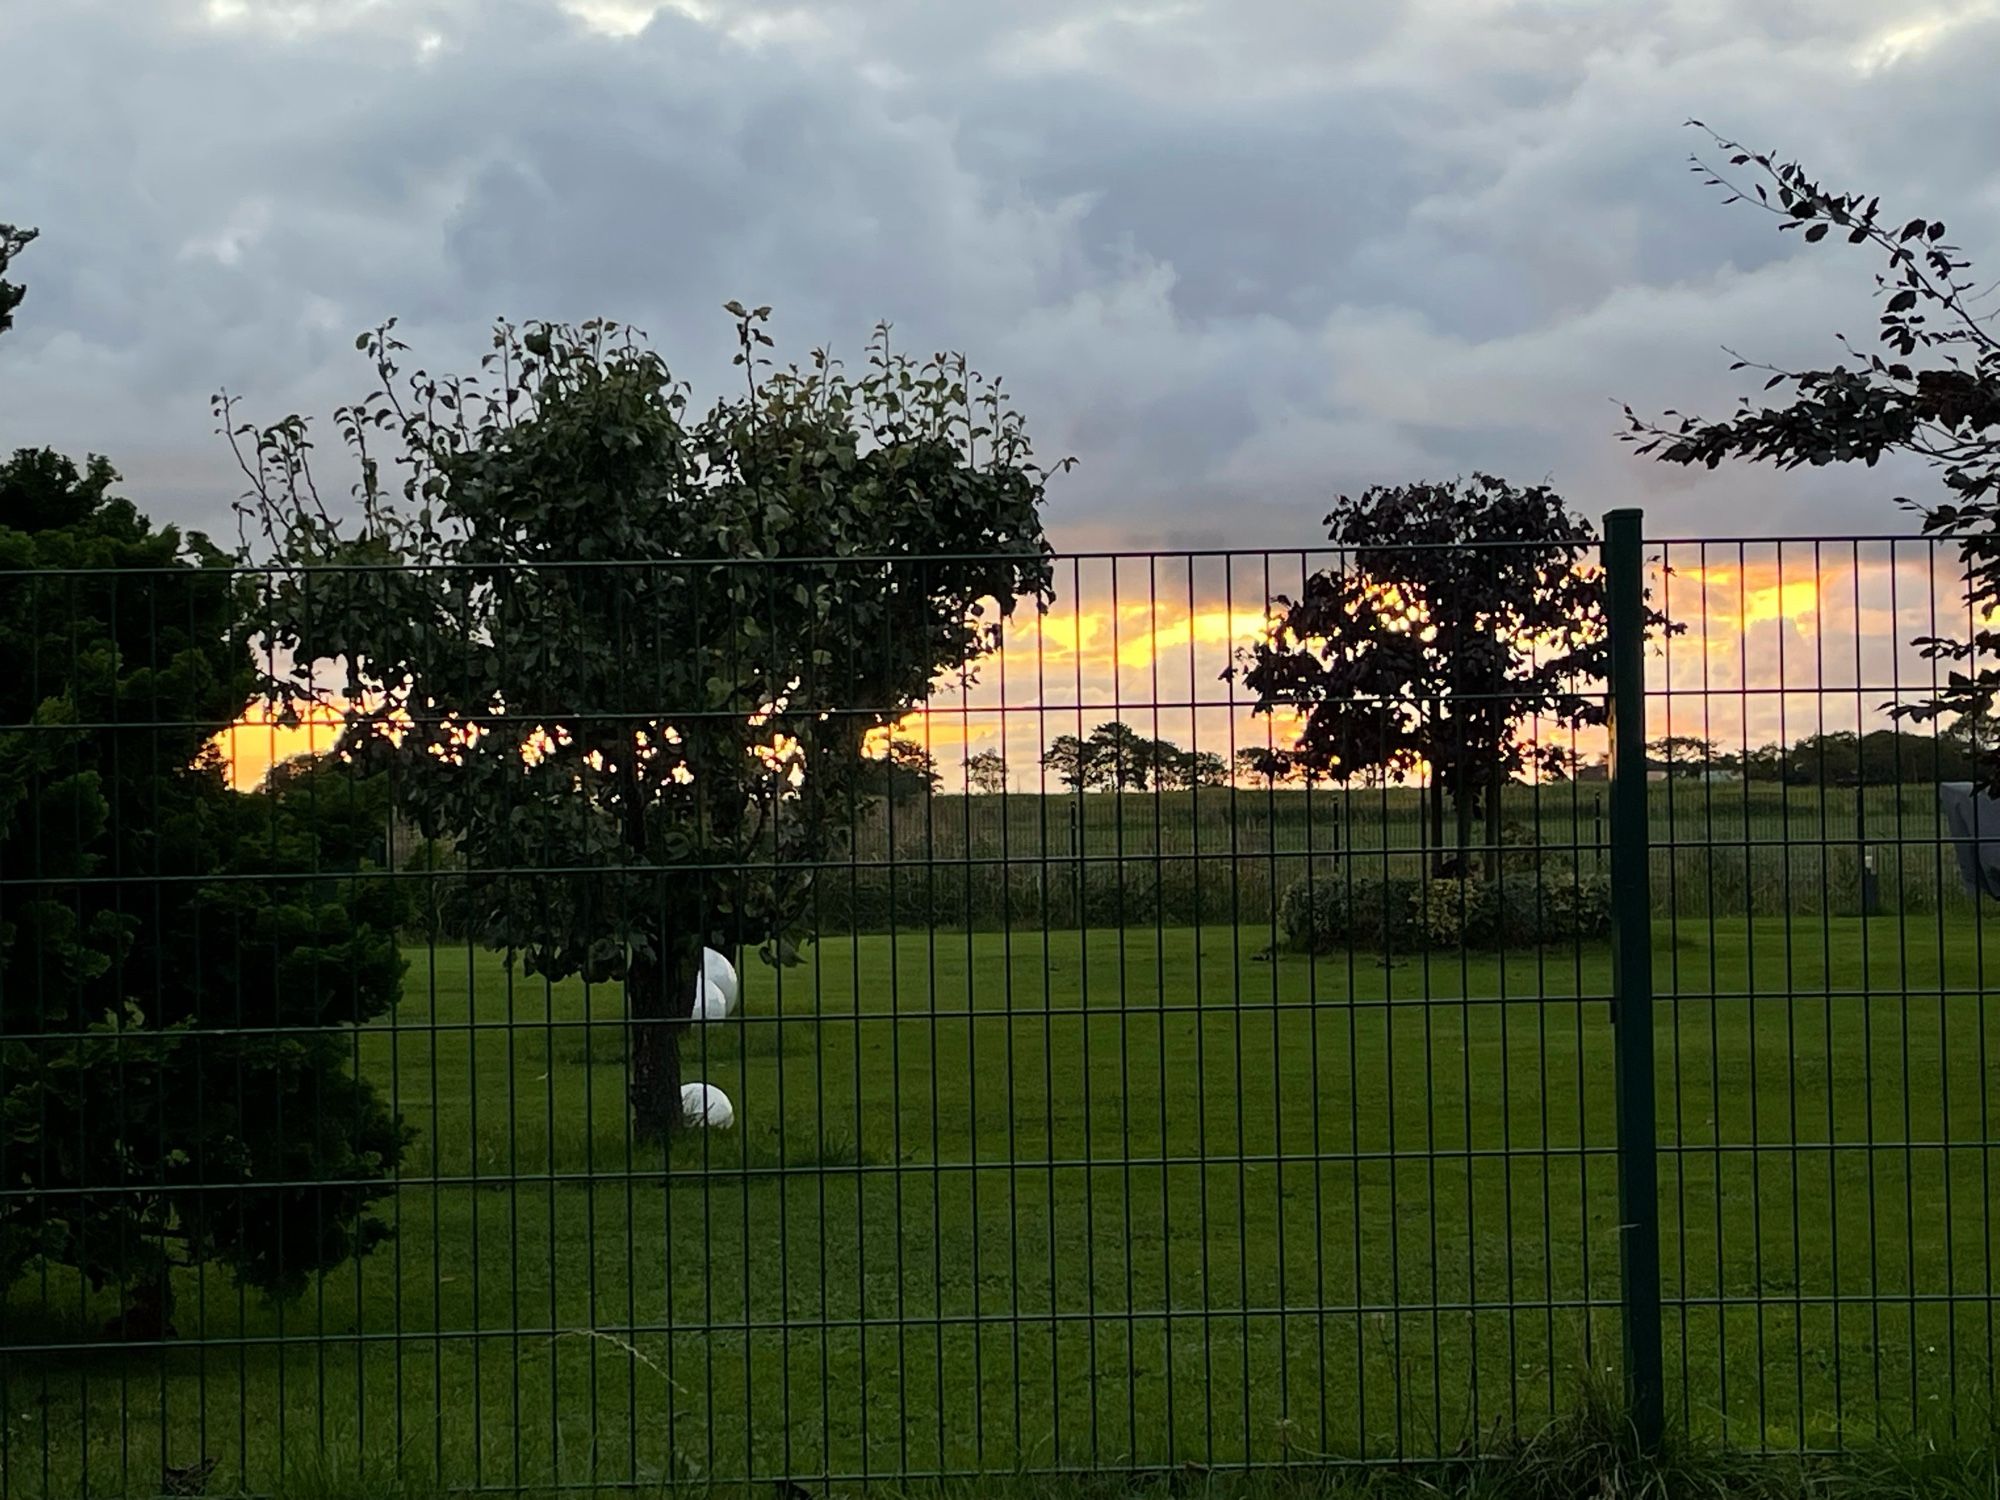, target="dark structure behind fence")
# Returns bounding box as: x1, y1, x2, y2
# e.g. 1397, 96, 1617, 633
3, 526, 1998, 1496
